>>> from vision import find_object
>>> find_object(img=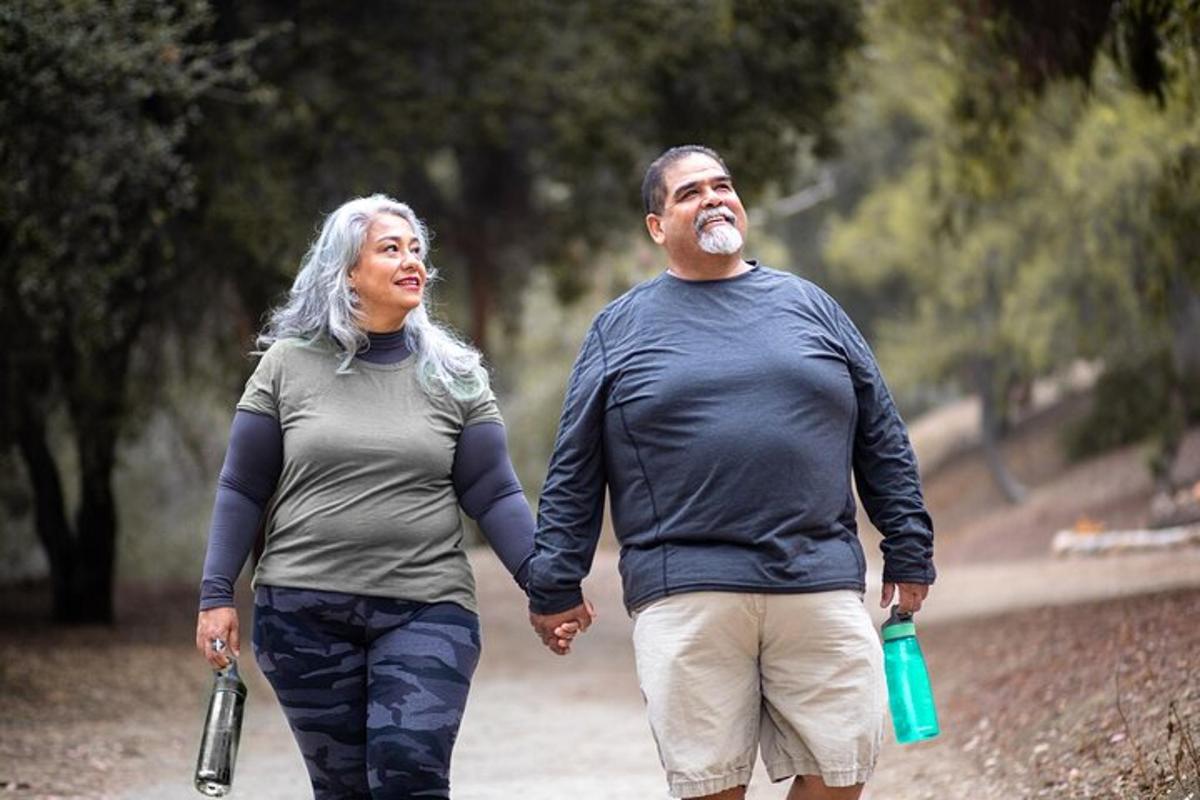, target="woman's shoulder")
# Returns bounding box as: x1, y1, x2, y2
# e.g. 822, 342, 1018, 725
255, 336, 339, 373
